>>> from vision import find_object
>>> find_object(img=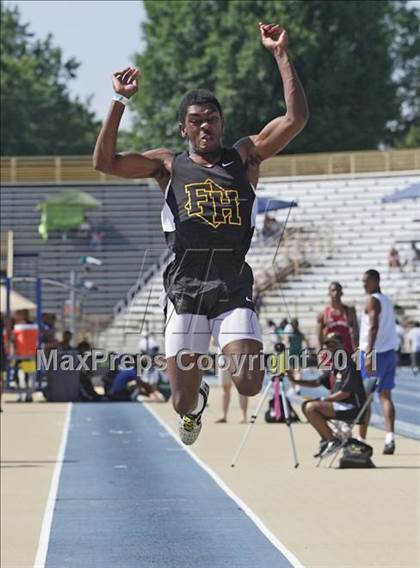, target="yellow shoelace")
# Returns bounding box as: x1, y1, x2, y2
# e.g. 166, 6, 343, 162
183, 416, 195, 432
